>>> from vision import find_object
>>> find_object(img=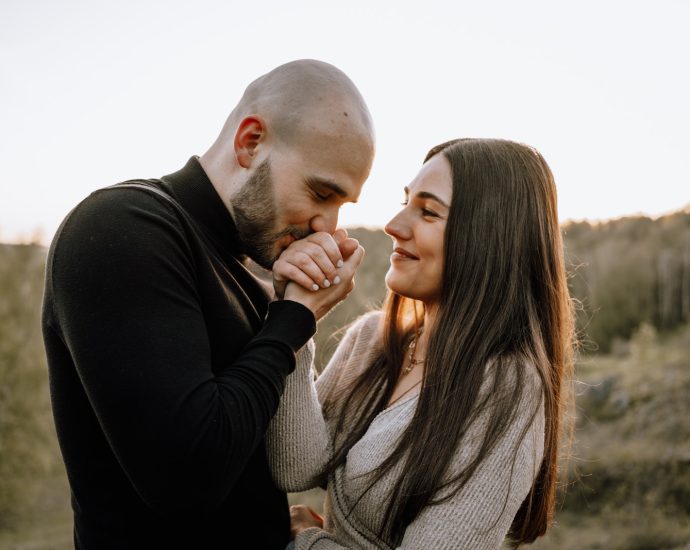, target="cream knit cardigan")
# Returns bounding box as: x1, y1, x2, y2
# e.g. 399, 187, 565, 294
267, 312, 545, 549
